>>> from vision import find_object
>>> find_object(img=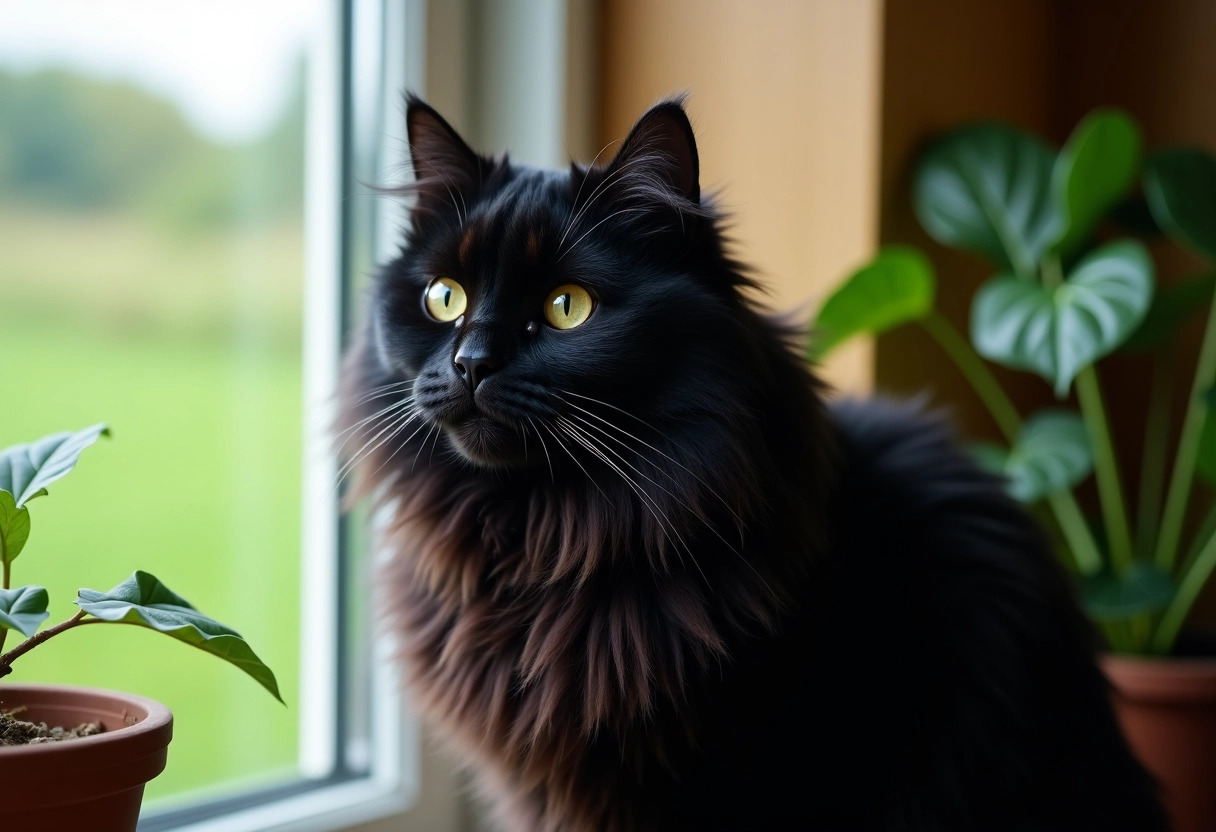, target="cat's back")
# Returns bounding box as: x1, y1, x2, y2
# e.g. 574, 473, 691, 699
766, 397, 1168, 830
